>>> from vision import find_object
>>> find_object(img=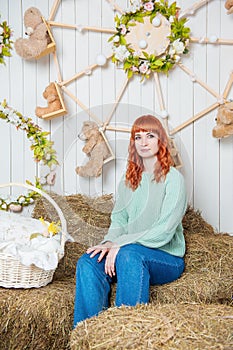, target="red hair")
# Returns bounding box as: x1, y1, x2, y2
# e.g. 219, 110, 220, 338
125, 115, 173, 190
